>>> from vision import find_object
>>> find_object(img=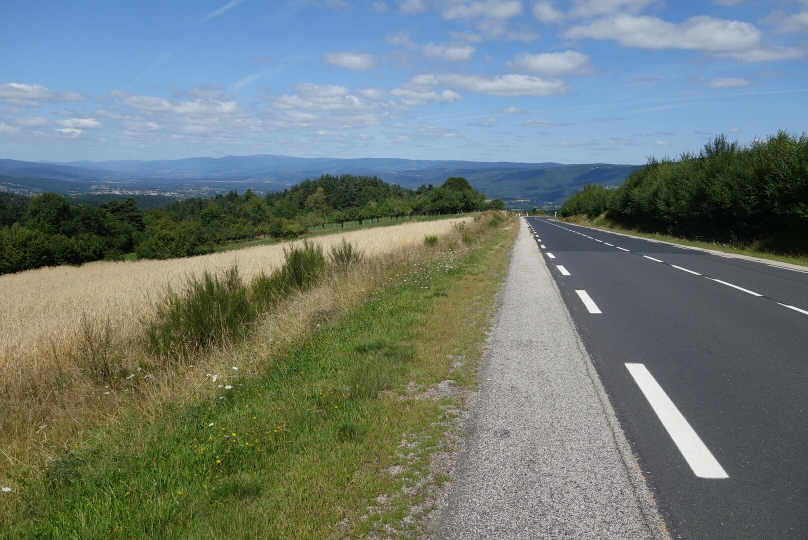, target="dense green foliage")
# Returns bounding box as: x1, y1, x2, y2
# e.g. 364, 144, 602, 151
0, 193, 144, 274
560, 132, 808, 253
0, 175, 494, 274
